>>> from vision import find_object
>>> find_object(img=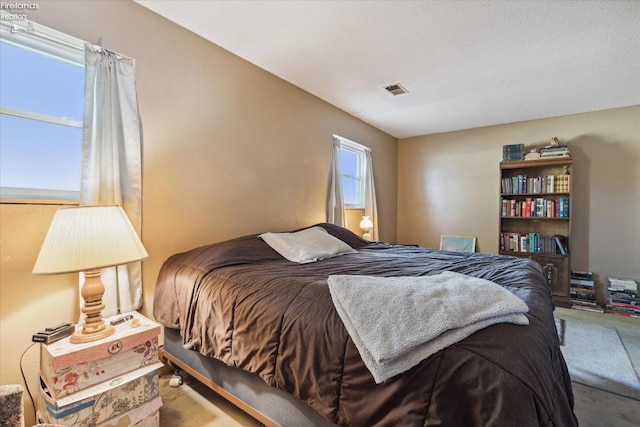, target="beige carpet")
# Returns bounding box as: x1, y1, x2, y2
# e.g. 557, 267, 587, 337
158, 365, 259, 427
